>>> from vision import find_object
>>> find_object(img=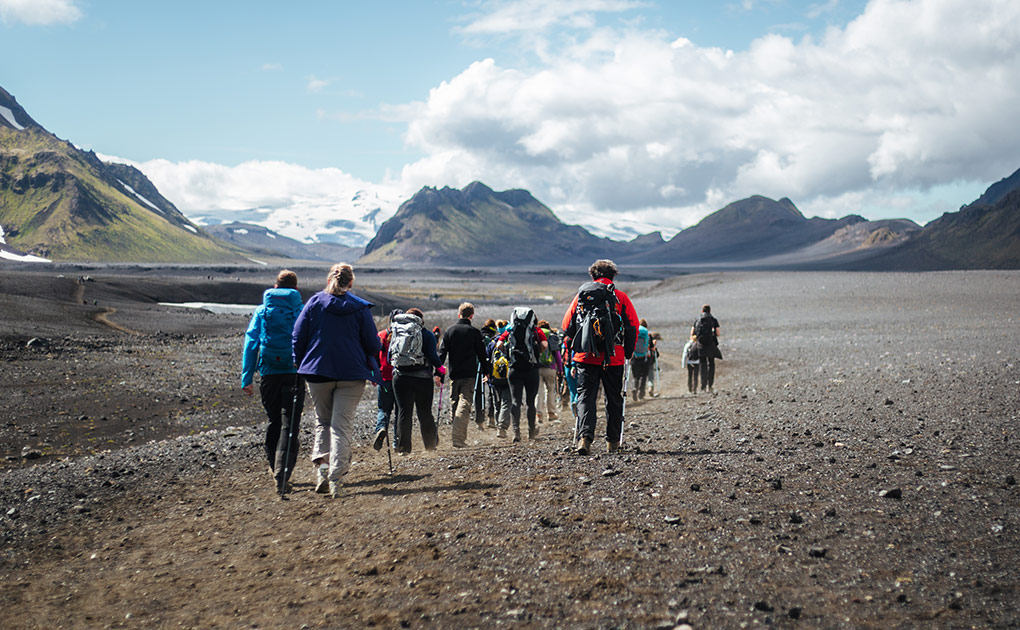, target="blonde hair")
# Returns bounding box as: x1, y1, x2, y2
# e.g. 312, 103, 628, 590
325, 263, 355, 296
